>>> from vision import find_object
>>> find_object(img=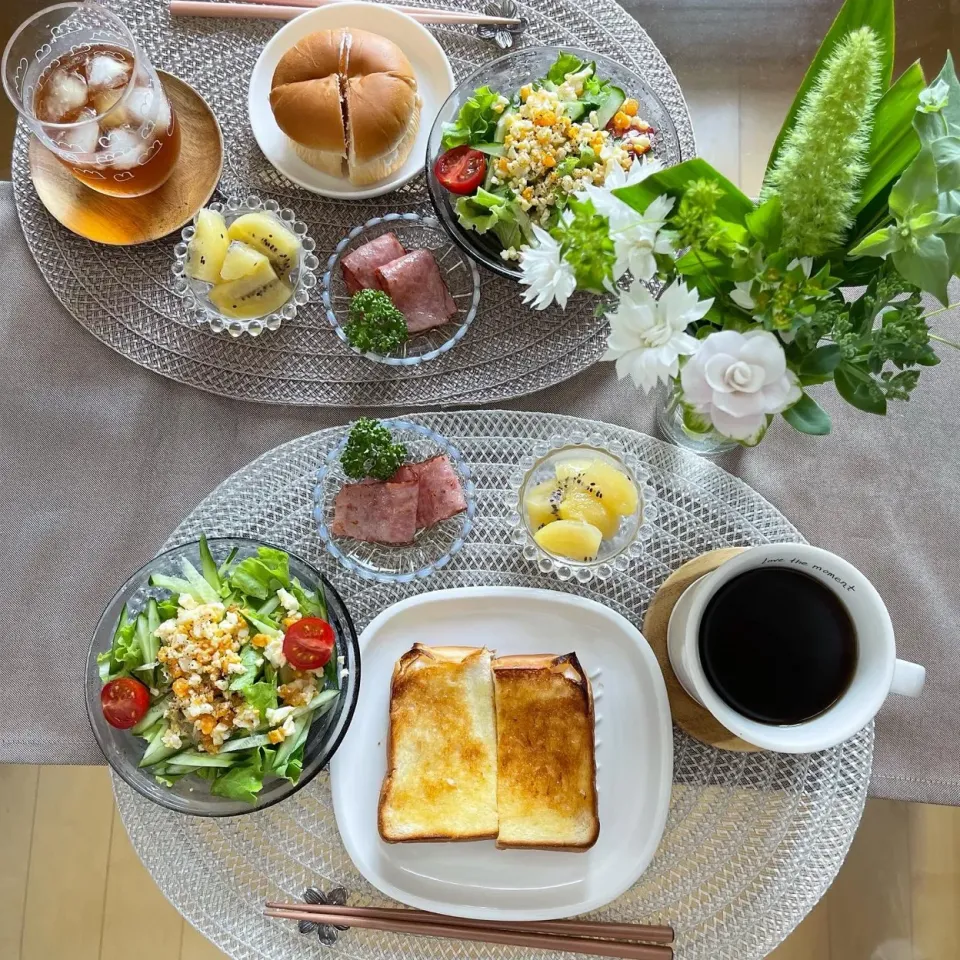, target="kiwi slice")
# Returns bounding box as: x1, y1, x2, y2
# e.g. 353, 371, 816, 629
209, 259, 292, 320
